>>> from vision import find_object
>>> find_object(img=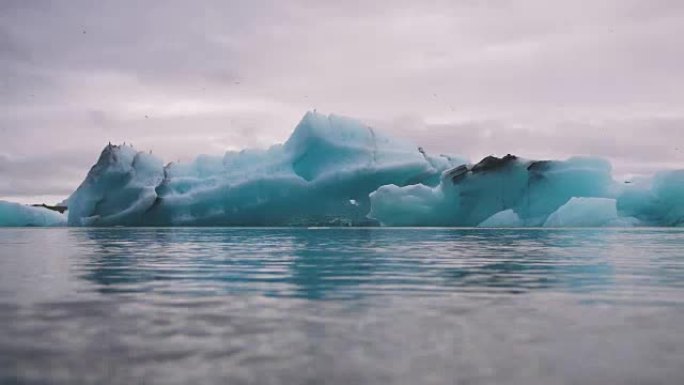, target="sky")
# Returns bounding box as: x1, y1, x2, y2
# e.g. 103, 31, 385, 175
1, 0, 683, 204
